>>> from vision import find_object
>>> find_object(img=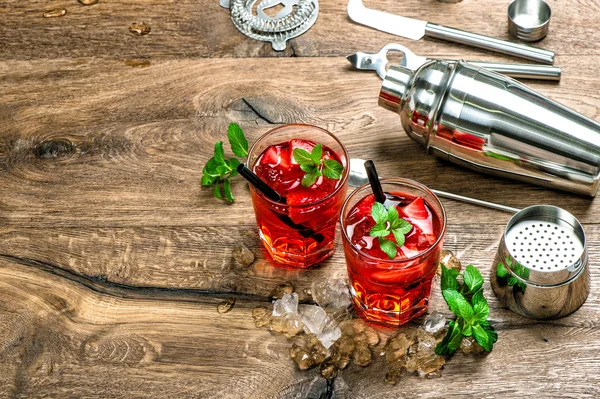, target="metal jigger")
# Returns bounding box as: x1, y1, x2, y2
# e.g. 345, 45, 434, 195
379, 60, 600, 196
